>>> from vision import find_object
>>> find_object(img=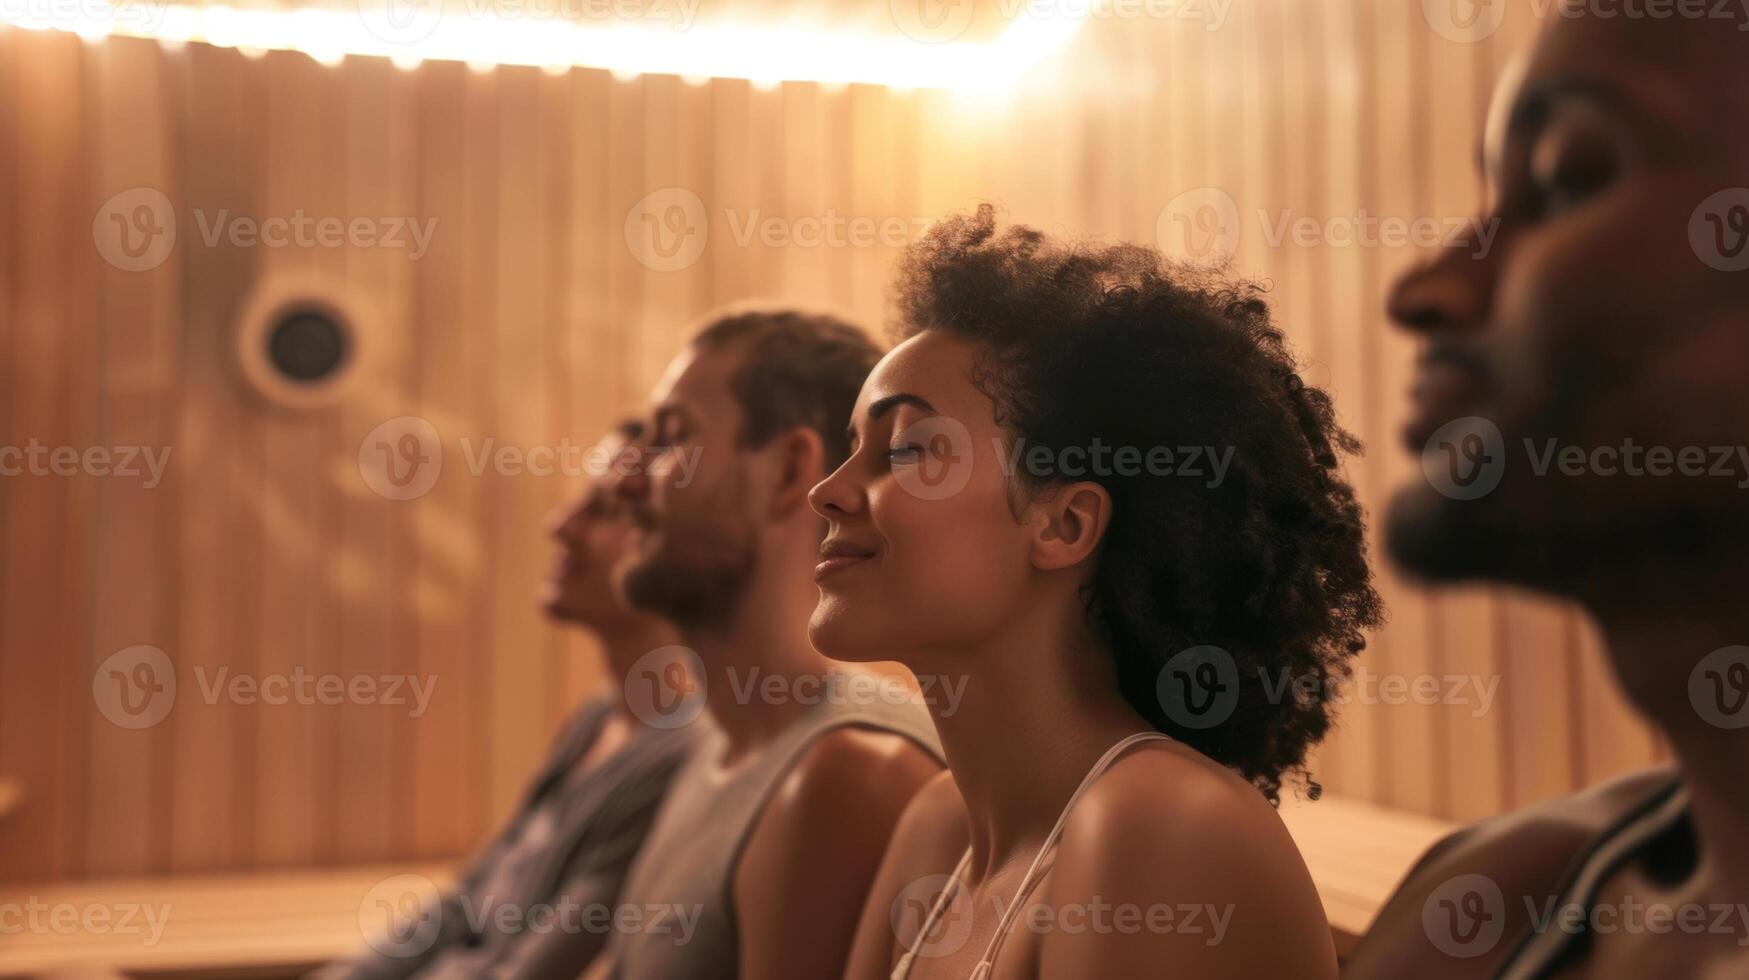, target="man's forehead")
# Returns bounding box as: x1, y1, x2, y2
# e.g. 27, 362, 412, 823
650, 344, 740, 412
1520, 11, 1748, 131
